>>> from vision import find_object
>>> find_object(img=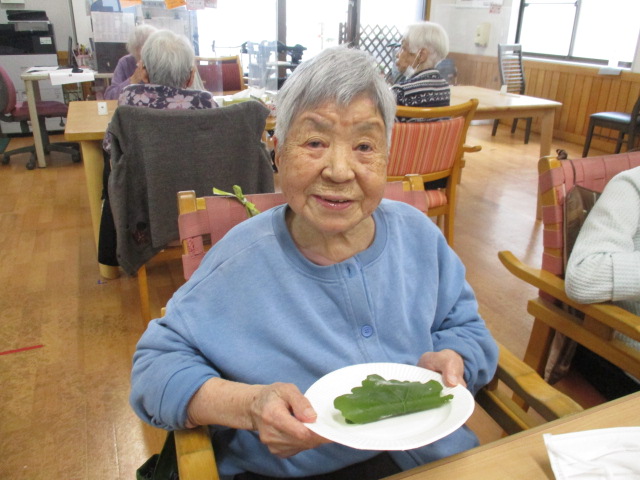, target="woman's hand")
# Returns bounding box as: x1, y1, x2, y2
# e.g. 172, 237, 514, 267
129, 62, 148, 85
418, 349, 467, 388
249, 382, 330, 457
186, 378, 329, 458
